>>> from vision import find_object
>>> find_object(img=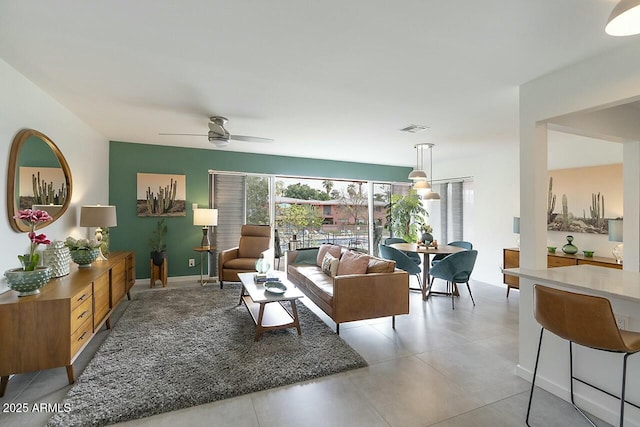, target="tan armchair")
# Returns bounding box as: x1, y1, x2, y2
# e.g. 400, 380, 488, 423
218, 224, 271, 288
